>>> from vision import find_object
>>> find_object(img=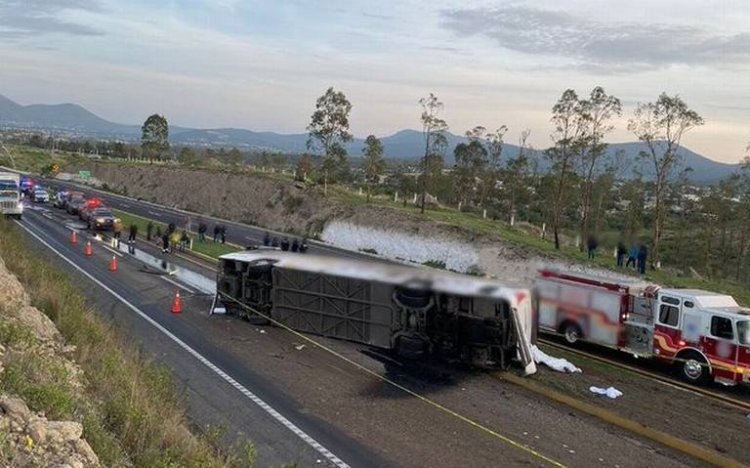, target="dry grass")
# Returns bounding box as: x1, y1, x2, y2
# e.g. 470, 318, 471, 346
0, 217, 254, 467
